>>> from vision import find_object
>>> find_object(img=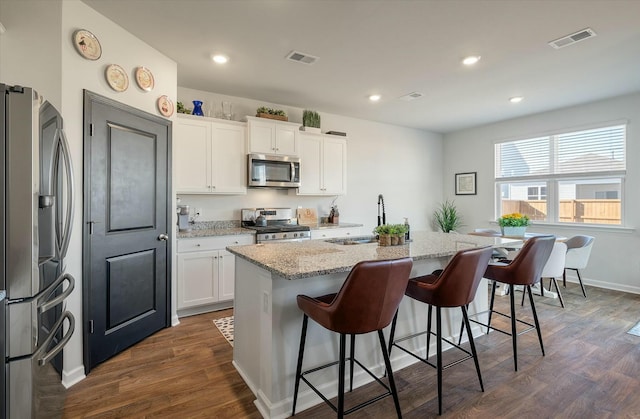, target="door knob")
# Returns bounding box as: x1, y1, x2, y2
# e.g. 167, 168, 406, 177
158, 233, 169, 241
